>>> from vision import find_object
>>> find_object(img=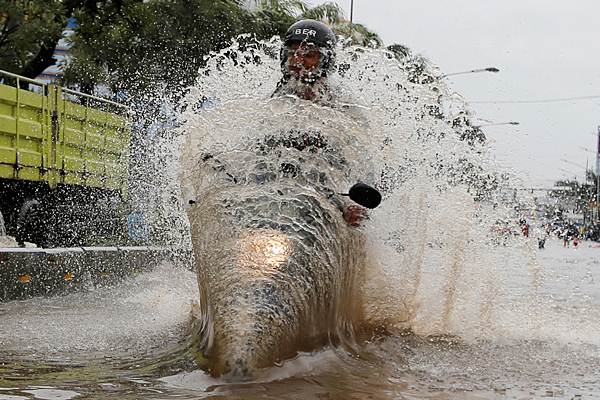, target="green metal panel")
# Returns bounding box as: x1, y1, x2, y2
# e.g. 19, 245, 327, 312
55, 86, 129, 192
0, 72, 130, 195
0, 82, 49, 182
